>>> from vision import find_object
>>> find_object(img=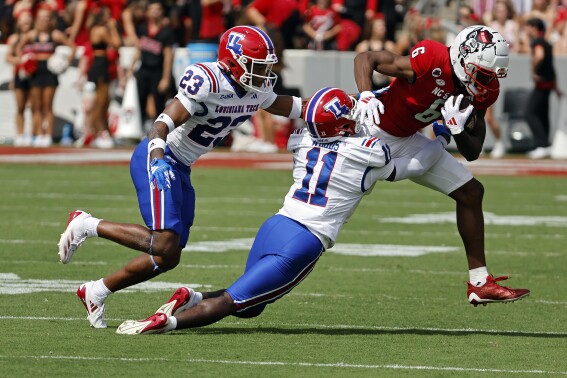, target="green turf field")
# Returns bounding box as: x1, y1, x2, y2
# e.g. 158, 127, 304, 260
1, 164, 566, 377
